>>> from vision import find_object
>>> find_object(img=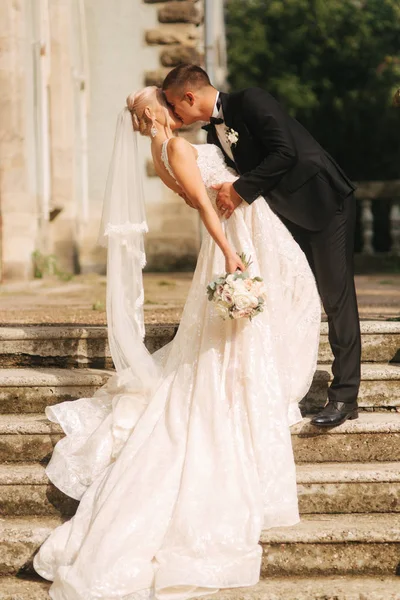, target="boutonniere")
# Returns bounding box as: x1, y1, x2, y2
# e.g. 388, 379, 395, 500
225, 127, 239, 147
